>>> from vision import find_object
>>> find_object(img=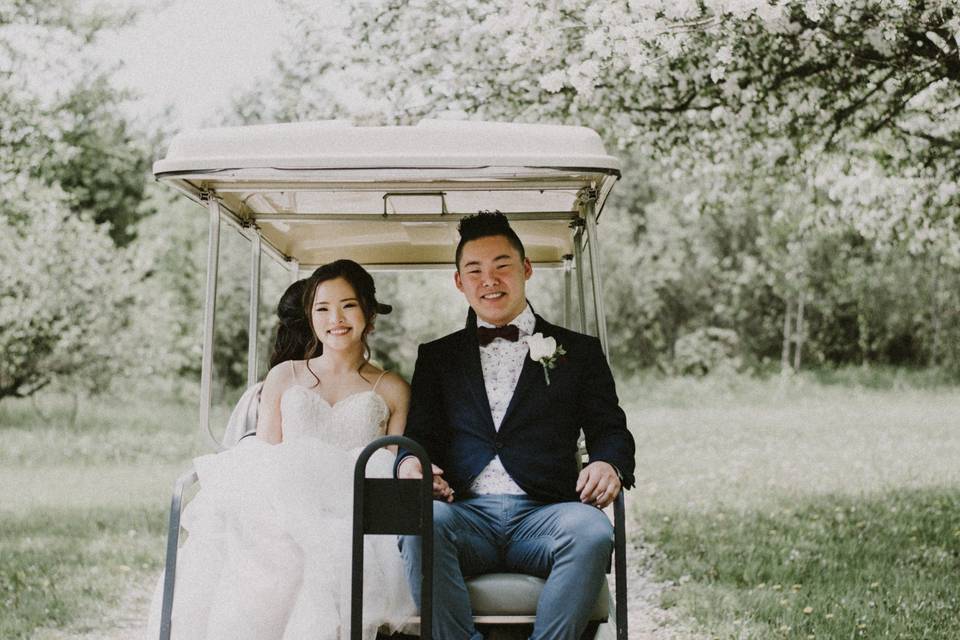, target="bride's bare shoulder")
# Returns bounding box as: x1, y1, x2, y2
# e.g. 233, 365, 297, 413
263, 359, 301, 393
380, 371, 410, 393
365, 367, 409, 403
